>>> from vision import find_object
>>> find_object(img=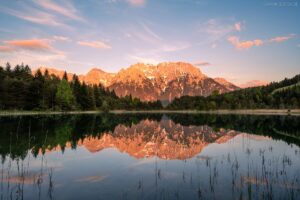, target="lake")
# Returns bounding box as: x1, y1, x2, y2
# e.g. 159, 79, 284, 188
0, 114, 299, 200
